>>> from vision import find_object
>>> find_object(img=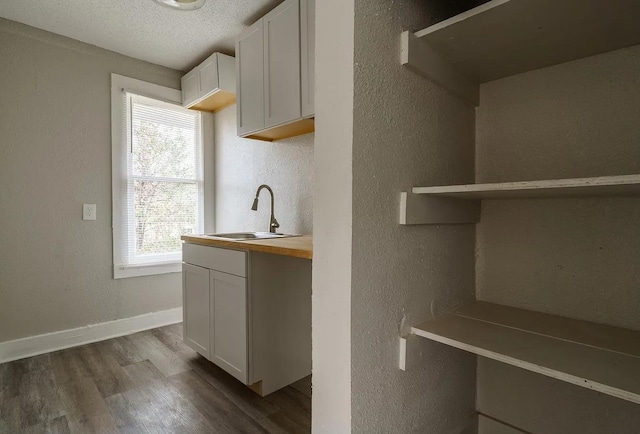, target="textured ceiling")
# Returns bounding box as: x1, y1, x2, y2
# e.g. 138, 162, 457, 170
0, 0, 281, 71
